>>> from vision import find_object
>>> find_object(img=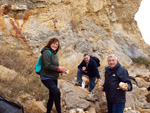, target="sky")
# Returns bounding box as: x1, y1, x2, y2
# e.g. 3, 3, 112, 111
135, 0, 150, 45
